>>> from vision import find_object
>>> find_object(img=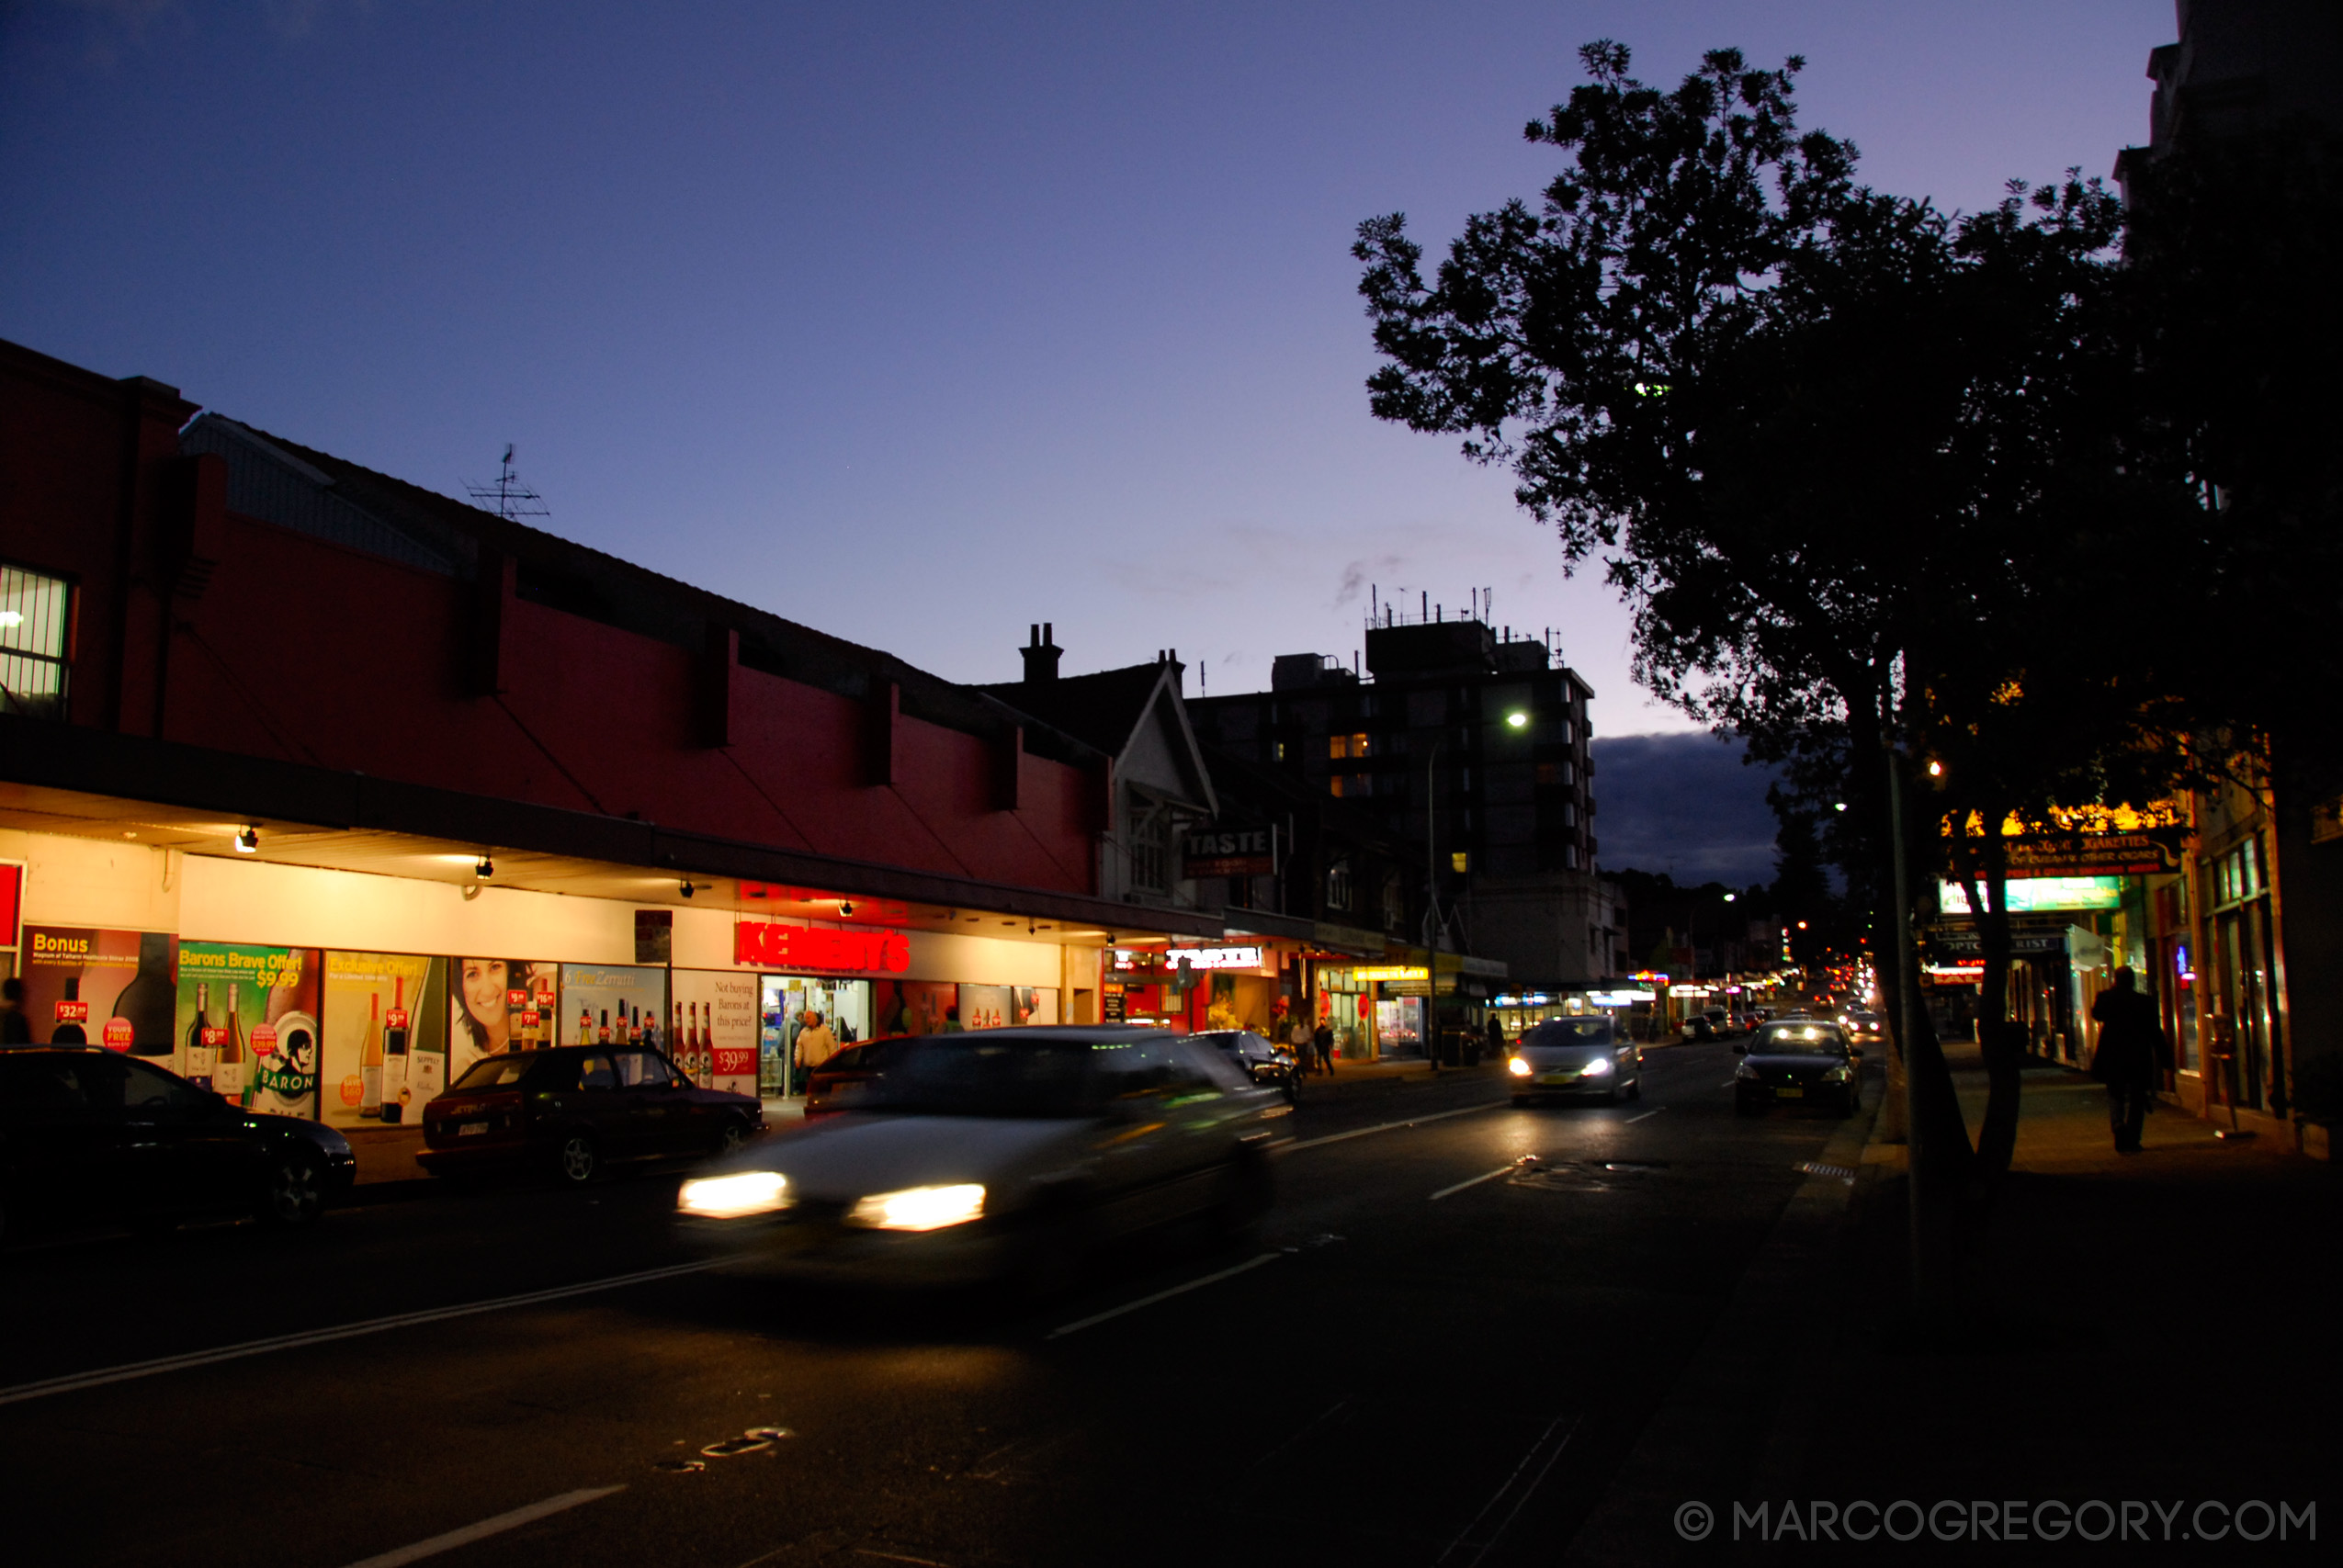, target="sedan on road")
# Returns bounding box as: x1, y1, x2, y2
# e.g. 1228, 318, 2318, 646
675, 1025, 1282, 1289
0, 1047, 354, 1243
1506, 1017, 1644, 1105
1734, 1021, 1864, 1116
419, 1045, 764, 1185
806, 1039, 904, 1119
1192, 1029, 1301, 1104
